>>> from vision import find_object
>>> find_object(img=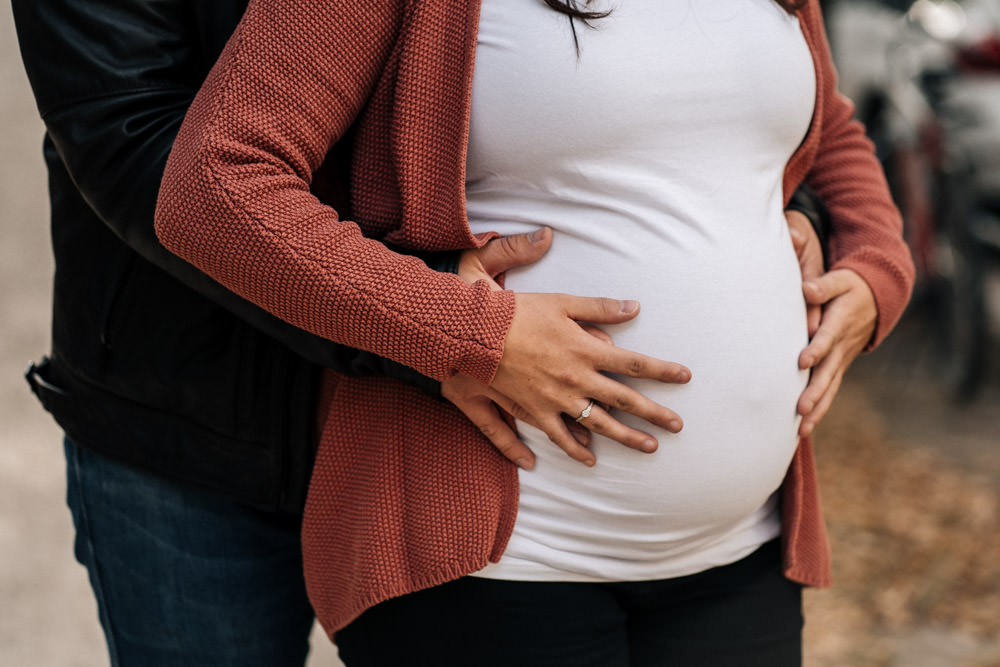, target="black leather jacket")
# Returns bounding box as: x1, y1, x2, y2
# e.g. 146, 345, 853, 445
12, 0, 443, 513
